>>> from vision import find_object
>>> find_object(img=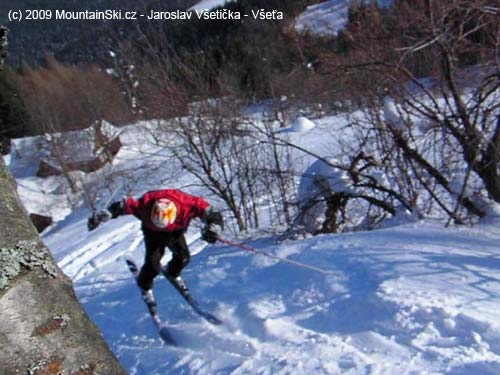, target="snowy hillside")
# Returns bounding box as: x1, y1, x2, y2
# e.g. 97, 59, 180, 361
295, 0, 392, 37
6, 0, 499, 372
37, 208, 500, 374
6, 111, 500, 374
189, 0, 236, 11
